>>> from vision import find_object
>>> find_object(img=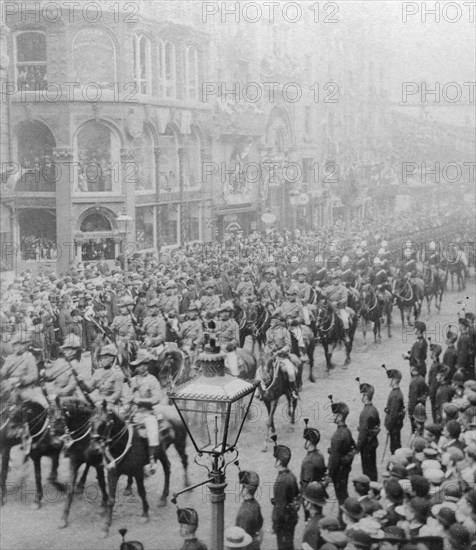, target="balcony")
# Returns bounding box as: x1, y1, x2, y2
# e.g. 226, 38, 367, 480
16, 64, 47, 91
